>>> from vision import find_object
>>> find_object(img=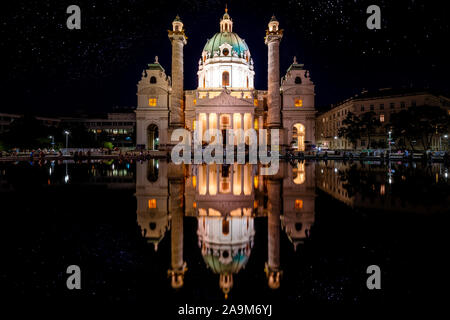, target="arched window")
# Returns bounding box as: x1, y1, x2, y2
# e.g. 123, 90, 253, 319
222, 71, 229, 87
295, 76, 302, 84
246, 77, 249, 88
222, 218, 229, 235
150, 76, 157, 84
203, 77, 206, 88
